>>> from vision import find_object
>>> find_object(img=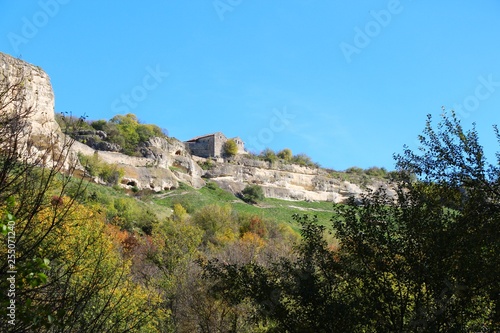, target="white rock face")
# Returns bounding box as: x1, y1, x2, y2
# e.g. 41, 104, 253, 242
1, 52, 392, 201
0, 53, 58, 136
205, 157, 376, 203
